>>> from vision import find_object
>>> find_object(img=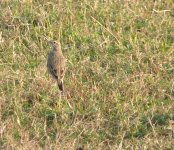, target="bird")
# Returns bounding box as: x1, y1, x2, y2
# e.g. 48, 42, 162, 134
47, 40, 66, 93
